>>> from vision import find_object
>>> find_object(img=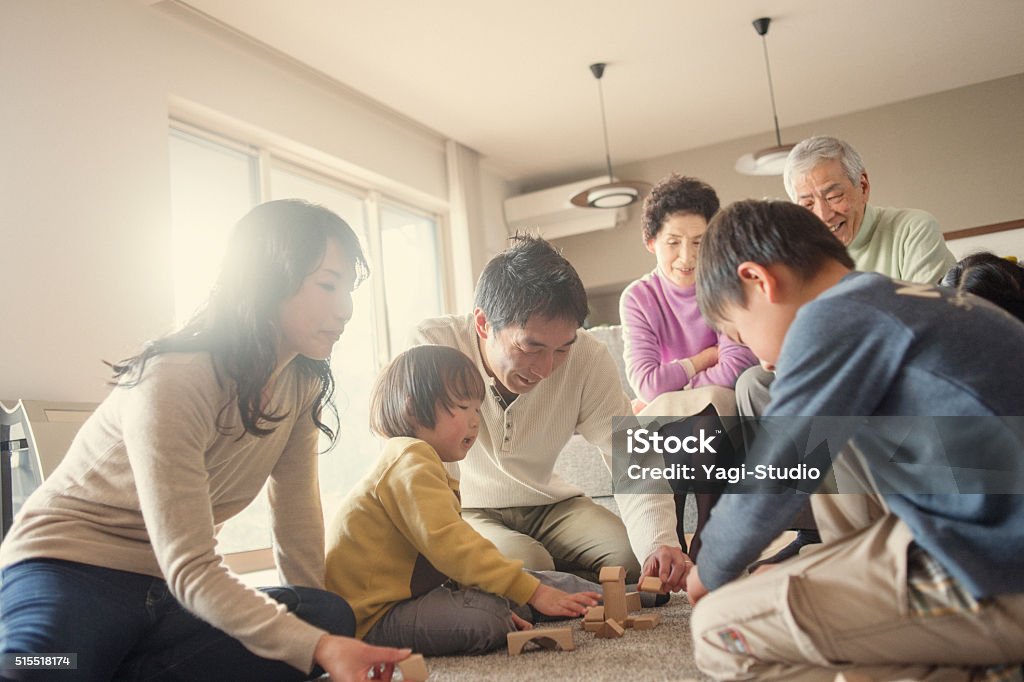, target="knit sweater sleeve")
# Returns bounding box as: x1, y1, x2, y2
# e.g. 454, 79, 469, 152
575, 338, 681, 562
375, 442, 539, 605
268, 380, 326, 590
688, 331, 759, 390
620, 281, 689, 402
896, 210, 956, 285
121, 362, 325, 673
